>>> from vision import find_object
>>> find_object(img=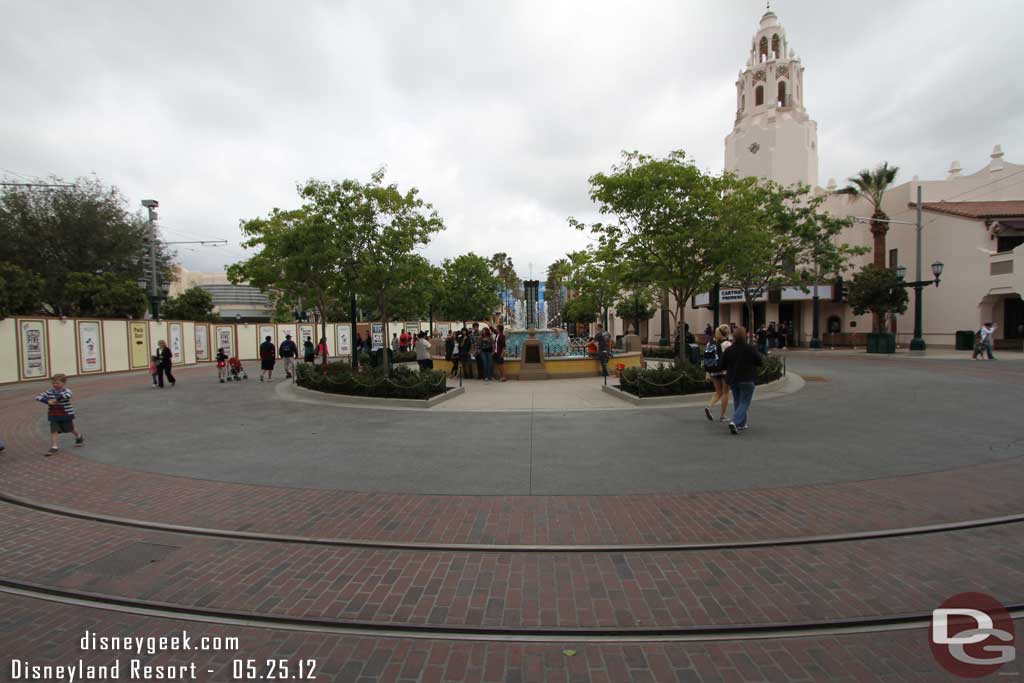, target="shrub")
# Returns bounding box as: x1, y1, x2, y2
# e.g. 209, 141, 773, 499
296, 361, 448, 399
642, 346, 677, 359
619, 353, 784, 397
393, 350, 417, 363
